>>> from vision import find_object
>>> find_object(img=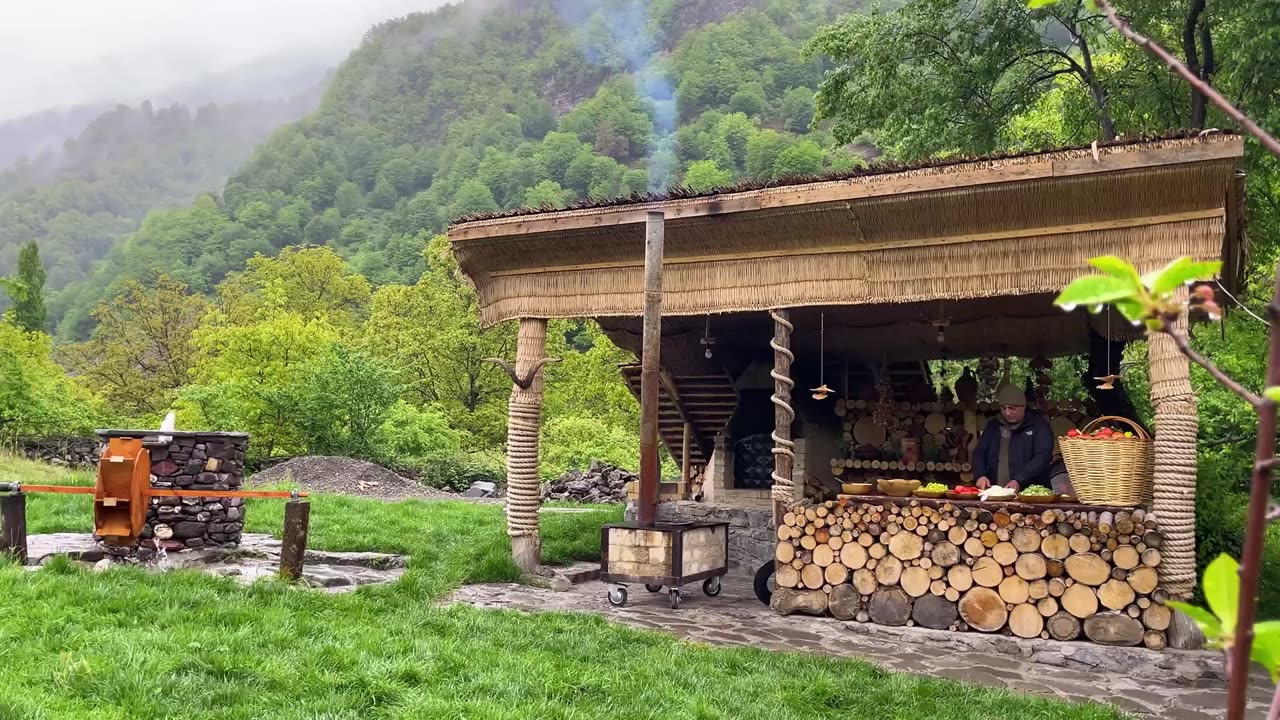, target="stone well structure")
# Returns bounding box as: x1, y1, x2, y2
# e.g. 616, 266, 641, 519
98, 430, 250, 551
